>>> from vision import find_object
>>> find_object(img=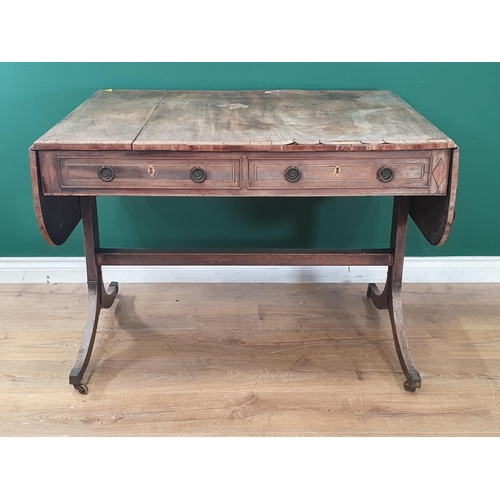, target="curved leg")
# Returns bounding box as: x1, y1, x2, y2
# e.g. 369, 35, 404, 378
69, 284, 100, 393
69, 197, 118, 394
389, 285, 421, 392
69, 281, 118, 393
368, 277, 420, 390
367, 279, 389, 310
101, 281, 119, 309
367, 197, 421, 391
